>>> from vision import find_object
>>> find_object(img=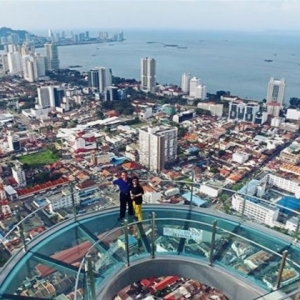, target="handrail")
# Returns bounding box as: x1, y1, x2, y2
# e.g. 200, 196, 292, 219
4, 177, 300, 256
74, 214, 300, 299
1, 170, 300, 299
74, 219, 122, 300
